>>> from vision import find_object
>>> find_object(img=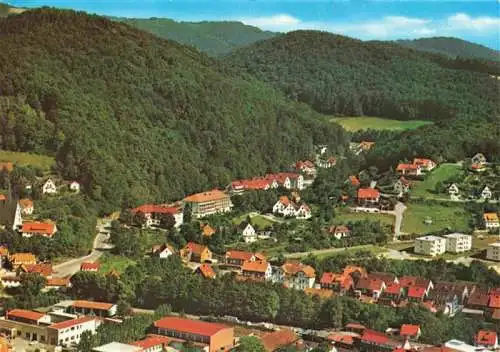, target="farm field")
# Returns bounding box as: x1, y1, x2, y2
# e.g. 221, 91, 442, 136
411, 163, 463, 199
331, 116, 432, 131
402, 203, 471, 234
0, 150, 54, 170
335, 209, 394, 228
